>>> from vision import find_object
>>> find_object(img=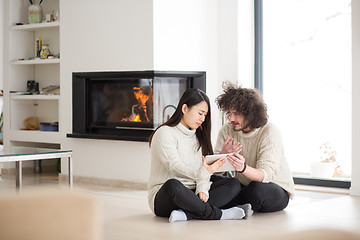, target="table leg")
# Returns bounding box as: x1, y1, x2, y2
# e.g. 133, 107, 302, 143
68, 156, 73, 189
16, 161, 22, 191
